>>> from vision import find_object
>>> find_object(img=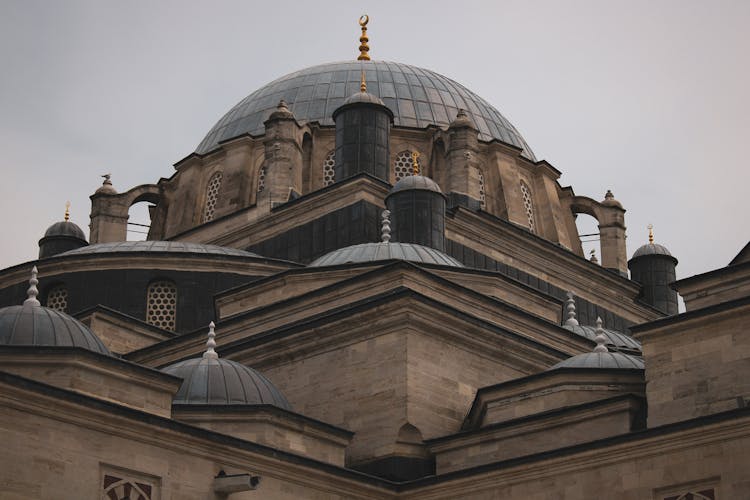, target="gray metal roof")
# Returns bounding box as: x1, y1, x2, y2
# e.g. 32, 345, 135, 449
631, 243, 674, 259
550, 351, 644, 370
60, 241, 261, 258
162, 357, 291, 409
196, 61, 535, 160
389, 175, 443, 195
0, 304, 111, 355
309, 242, 464, 267
43, 221, 86, 241
563, 324, 641, 351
